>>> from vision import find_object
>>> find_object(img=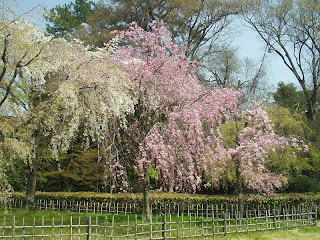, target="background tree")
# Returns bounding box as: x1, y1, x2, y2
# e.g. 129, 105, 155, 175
46, 0, 271, 103
266, 105, 313, 189
47, 0, 243, 53
45, 0, 95, 37
272, 82, 305, 114
268, 97, 320, 192
244, 0, 320, 120
200, 47, 270, 102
